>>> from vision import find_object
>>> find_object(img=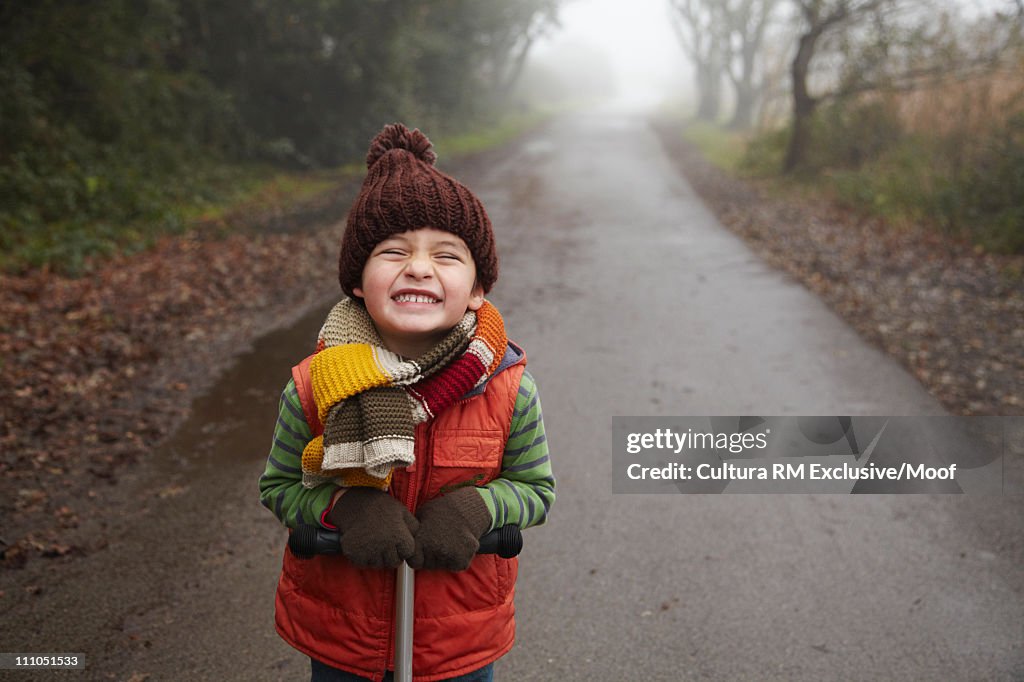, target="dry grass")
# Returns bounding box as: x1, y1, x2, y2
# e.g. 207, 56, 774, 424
894, 65, 1024, 138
